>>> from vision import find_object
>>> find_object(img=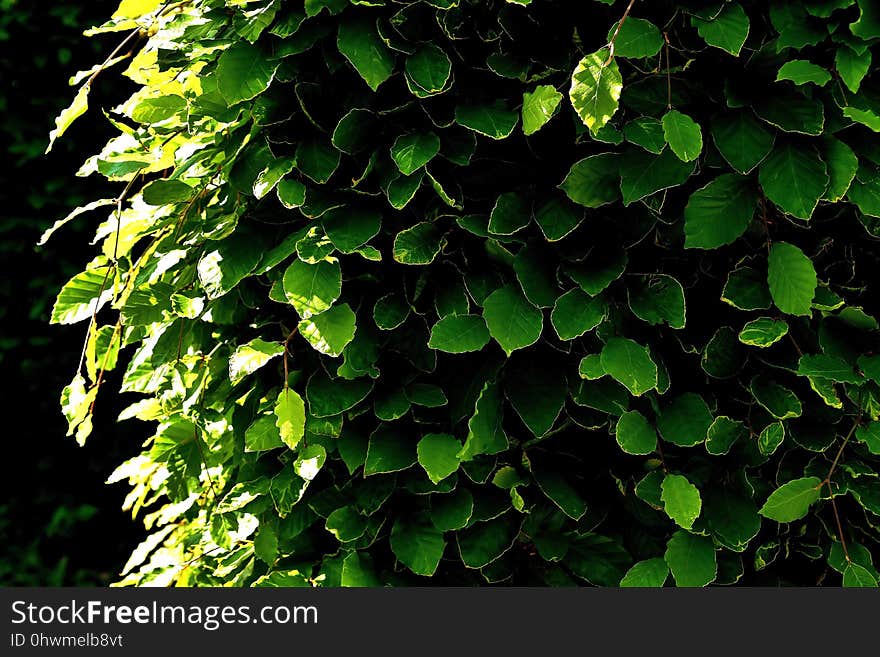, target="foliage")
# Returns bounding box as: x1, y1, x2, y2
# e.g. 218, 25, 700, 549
1, 0, 141, 585
48, 0, 880, 587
